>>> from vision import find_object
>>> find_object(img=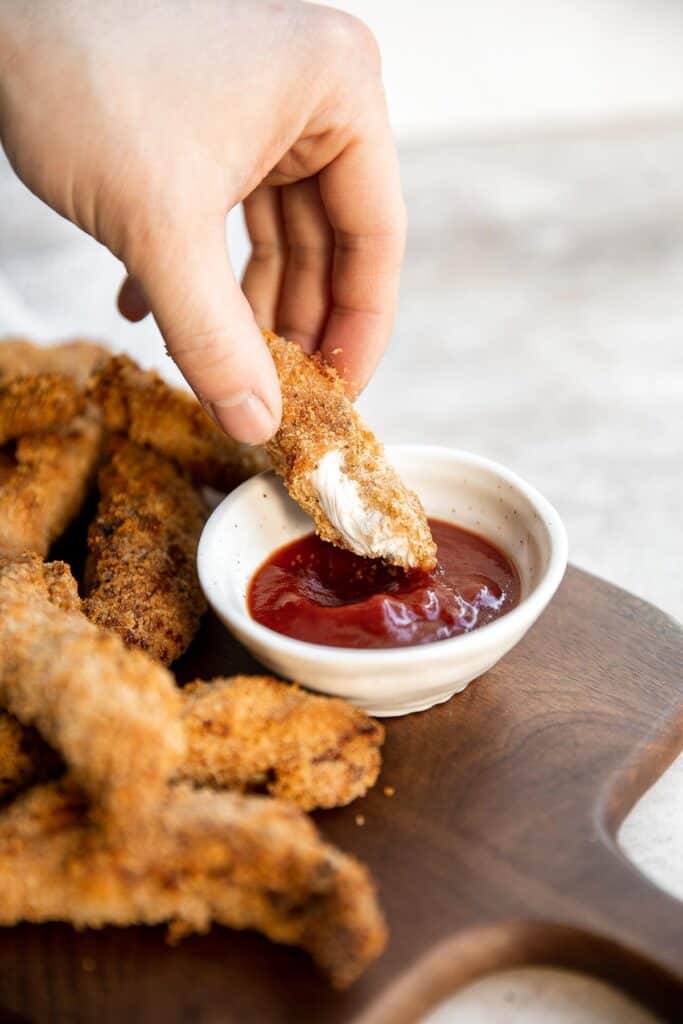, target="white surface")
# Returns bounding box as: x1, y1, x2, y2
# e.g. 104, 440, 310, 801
422, 966, 660, 1024
0, 124, 681, 1019
324, 1, 683, 142
197, 446, 567, 715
